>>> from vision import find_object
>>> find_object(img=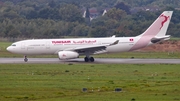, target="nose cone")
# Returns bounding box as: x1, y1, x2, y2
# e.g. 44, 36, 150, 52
6, 46, 13, 53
